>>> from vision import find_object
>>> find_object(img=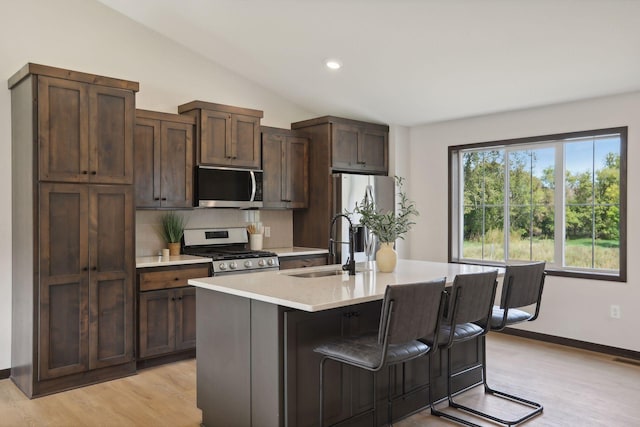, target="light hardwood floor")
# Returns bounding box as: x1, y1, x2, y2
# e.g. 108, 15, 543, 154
1, 333, 639, 426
